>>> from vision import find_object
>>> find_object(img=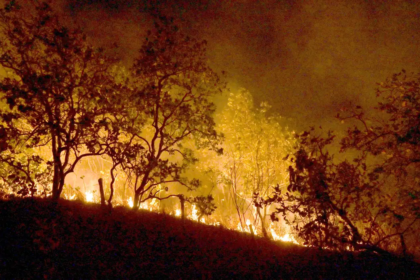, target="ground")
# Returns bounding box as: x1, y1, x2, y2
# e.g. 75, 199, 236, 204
0, 198, 419, 279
